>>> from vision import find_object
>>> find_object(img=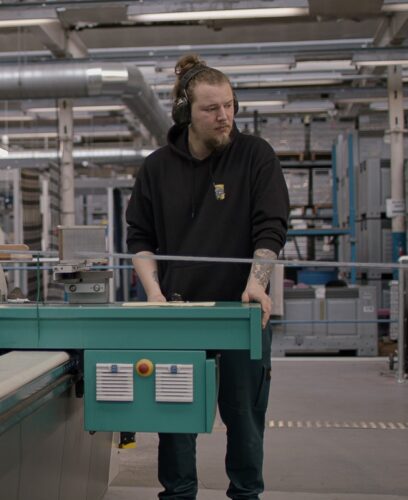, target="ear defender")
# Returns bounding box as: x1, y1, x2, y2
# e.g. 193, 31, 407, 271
233, 95, 239, 115
171, 94, 191, 126
172, 66, 239, 126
